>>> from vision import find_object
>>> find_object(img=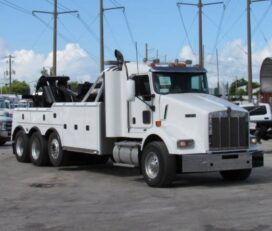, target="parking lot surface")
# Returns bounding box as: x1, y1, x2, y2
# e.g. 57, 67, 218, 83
0, 142, 272, 231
